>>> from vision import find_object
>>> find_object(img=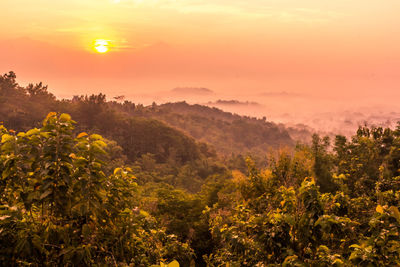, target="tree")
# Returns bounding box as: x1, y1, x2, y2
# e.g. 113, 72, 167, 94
311, 134, 336, 193
0, 113, 192, 265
